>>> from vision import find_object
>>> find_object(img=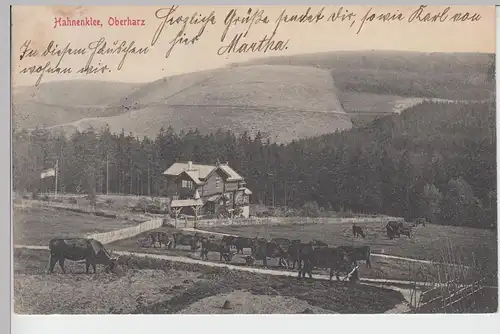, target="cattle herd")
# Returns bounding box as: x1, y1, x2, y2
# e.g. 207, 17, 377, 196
46, 219, 424, 282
